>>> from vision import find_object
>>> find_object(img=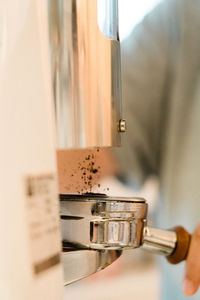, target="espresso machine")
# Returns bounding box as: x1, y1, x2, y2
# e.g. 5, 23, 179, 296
48, 0, 191, 286
0, 1, 191, 298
